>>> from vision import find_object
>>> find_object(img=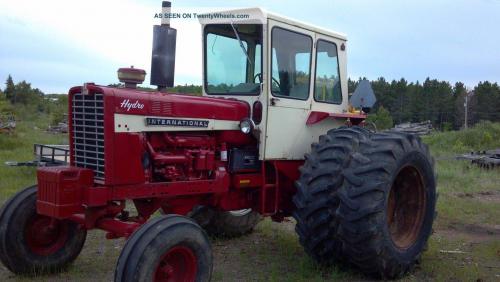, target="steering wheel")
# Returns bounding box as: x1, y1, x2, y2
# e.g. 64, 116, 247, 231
253, 73, 262, 83
272, 77, 280, 89
253, 73, 281, 89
